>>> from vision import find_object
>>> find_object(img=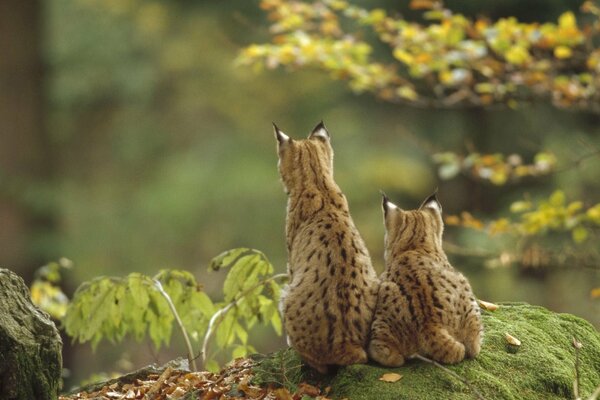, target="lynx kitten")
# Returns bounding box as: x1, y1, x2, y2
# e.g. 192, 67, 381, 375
274, 122, 379, 373
368, 193, 482, 366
